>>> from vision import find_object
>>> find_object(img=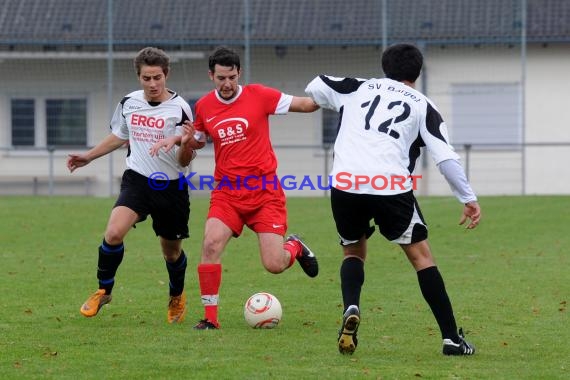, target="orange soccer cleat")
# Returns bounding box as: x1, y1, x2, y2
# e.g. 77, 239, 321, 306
80, 289, 112, 317
167, 291, 187, 324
